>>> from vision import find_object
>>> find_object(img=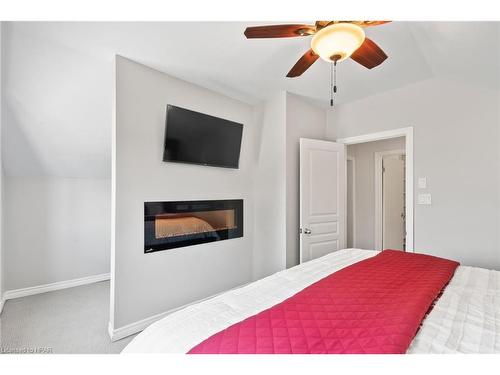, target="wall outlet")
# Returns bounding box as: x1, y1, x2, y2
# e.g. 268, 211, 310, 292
418, 177, 427, 189
418, 193, 432, 205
